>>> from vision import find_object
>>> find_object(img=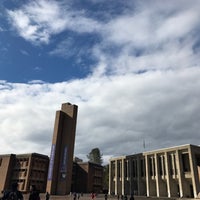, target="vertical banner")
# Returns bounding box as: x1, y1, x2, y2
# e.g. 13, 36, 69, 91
48, 144, 56, 180
60, 146, 68, 179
